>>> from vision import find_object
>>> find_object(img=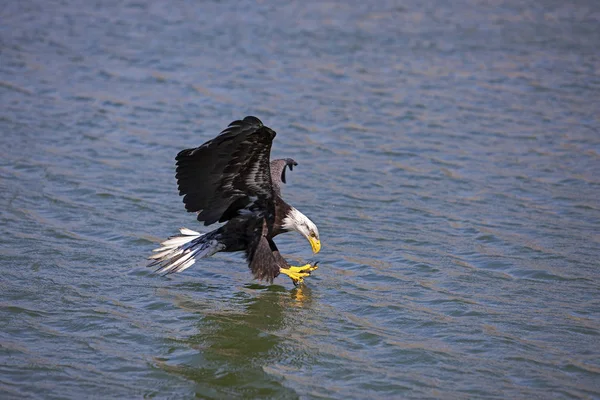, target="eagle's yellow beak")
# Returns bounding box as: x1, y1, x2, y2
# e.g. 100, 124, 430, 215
309, 237, 321, 254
